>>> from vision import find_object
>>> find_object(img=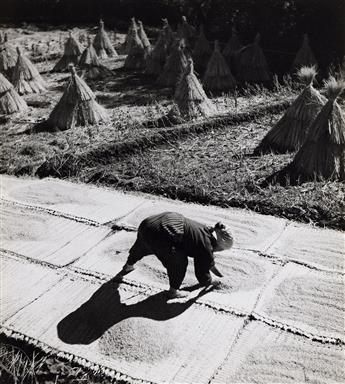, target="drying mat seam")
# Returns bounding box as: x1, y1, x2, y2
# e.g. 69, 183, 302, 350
5, 247, 341, 338
2, 275, 65, 324
258, 251, 345, 276
4, 197, 342, 275
249, 312, 345, 347
207, 255, 287, 383
1, 198, 103, 228
1, 197, 143, 233
209, 260, 344, 383
261, 219, 290, 253
249, 261, 345, 346
0, 326, 156, 384
4, 248, 343, 345
69, 265, 249, 317
1, 248, 65, 272
0, 250, 138, 295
